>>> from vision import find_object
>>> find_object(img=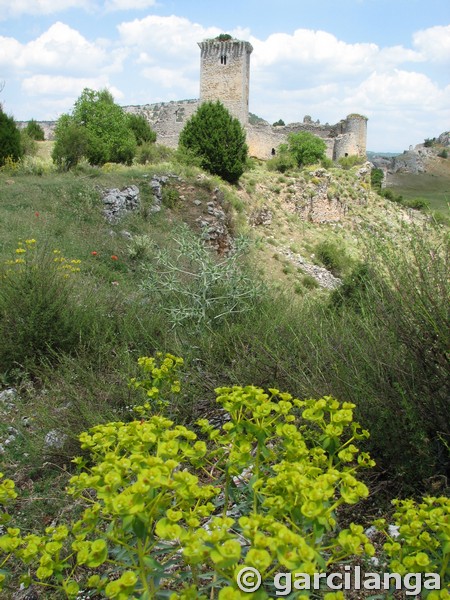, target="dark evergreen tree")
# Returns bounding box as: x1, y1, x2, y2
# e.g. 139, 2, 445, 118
0, 109, 23, 166
179, 101, 248, 184
24, 119, 45, 141
127, 113, 156, 145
